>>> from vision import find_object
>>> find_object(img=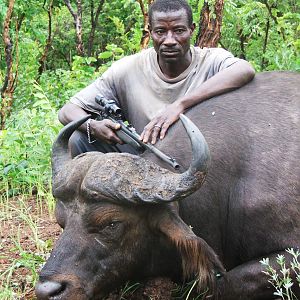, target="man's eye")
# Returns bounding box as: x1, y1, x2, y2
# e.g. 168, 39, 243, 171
175, 29, 185, 34
155, 30, 164, 35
